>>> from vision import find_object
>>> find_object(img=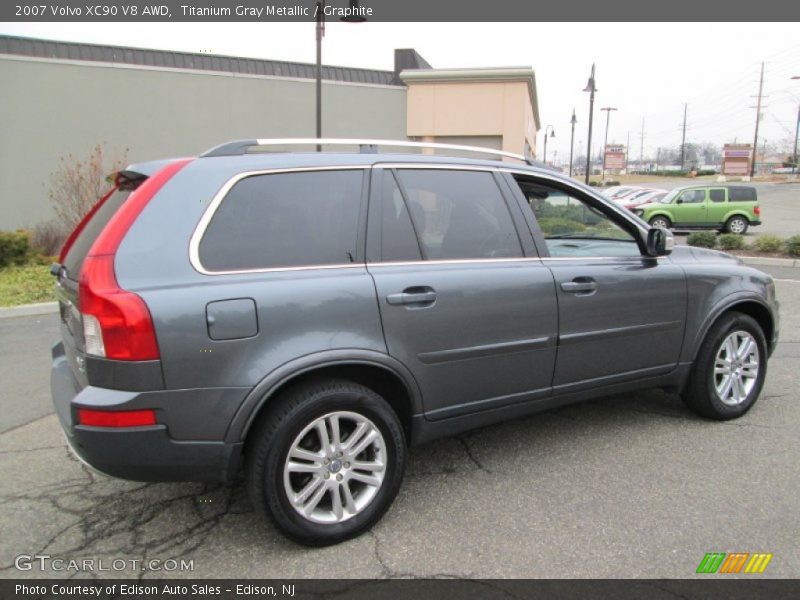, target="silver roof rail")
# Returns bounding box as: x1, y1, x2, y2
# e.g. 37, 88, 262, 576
200, 138, 536, 166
